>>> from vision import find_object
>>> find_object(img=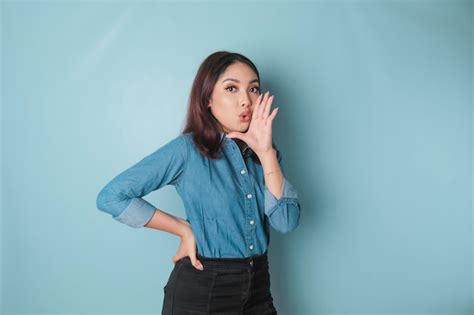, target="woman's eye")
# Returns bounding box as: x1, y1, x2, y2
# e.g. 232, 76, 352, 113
225, 86, 260, 93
